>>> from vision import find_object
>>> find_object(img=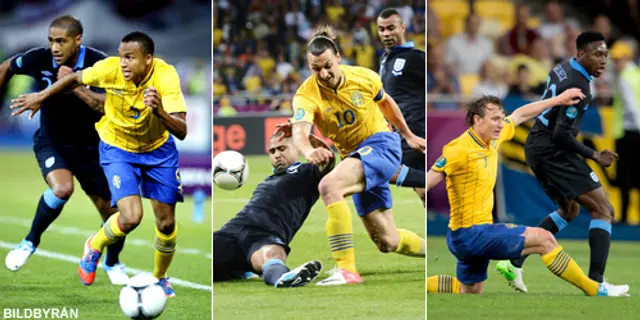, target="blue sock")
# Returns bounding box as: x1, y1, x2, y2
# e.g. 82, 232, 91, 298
588, 219, 611, 283
548, 210, 568, 232
262, 258, 289, 286
25, 189, 67, 247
